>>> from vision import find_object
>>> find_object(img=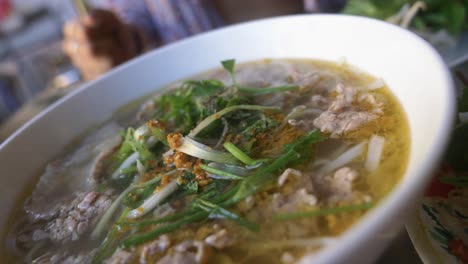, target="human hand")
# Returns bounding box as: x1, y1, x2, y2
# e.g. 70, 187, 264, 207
62, 9, 142, 80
